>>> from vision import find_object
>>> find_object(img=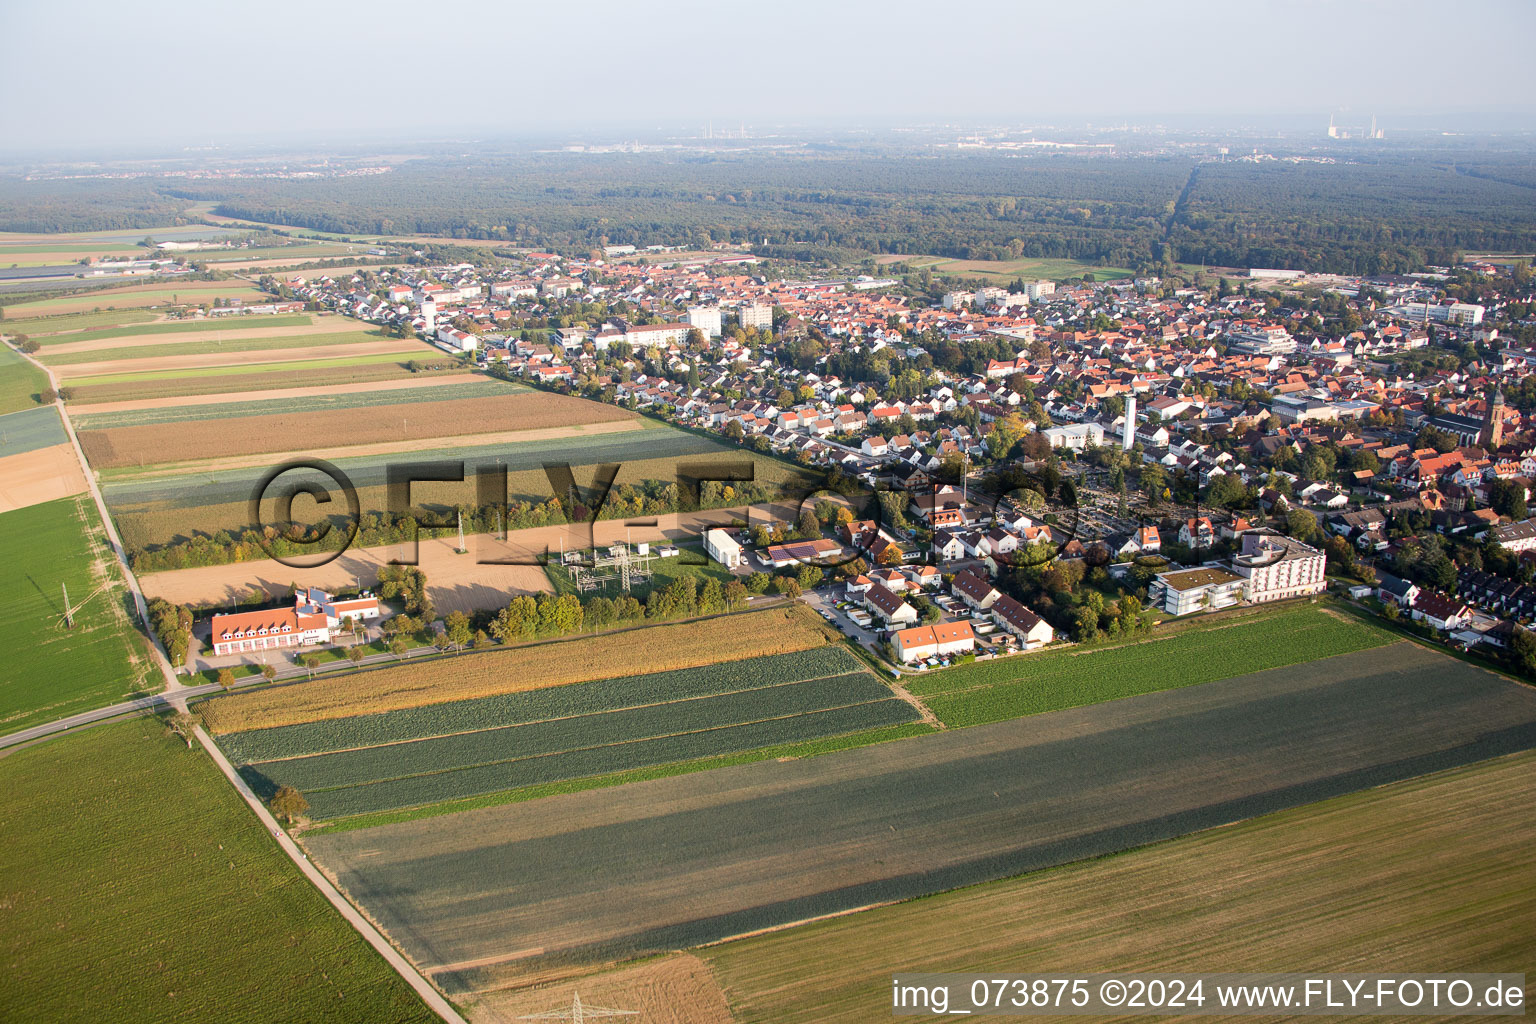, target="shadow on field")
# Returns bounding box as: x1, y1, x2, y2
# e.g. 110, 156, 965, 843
440, 718, 1536, 992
